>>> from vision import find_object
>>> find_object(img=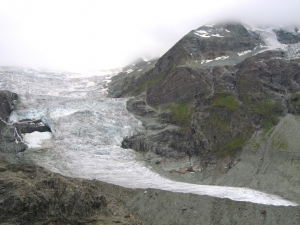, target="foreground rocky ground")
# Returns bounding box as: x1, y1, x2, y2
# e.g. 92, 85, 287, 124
0, 161, 143, 225
1, 90, 299, 224
1, 160, 300, 225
